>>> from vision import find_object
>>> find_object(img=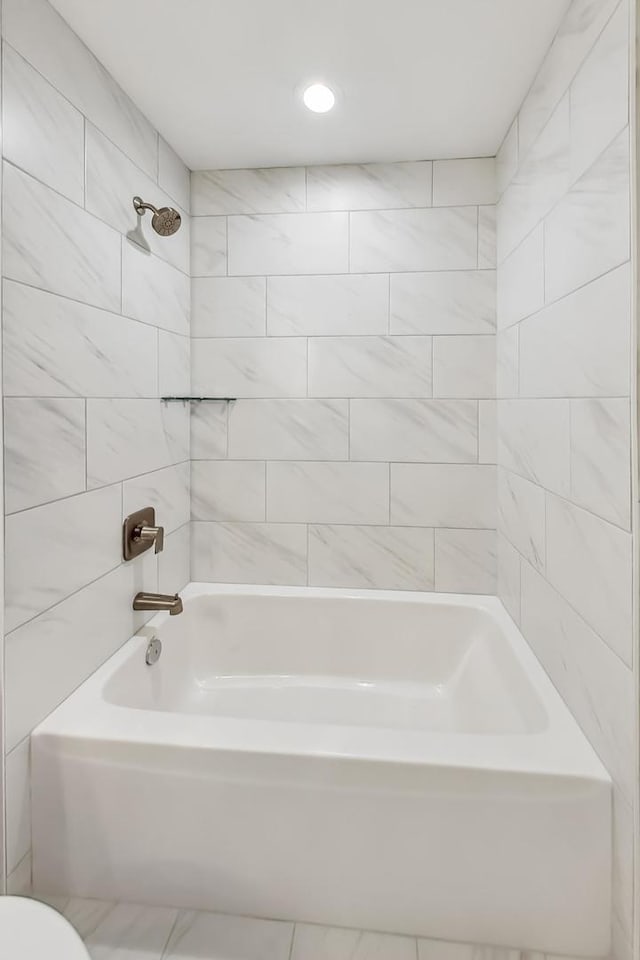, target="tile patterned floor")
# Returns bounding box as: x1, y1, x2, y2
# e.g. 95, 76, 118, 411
37, 895, 573, 960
